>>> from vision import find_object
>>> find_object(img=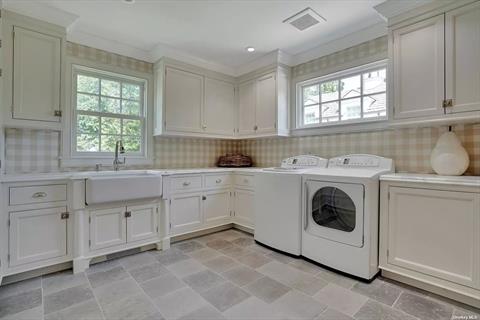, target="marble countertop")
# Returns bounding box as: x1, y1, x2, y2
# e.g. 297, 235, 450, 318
0, 167, 263, 183
380, 173, 480, 187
